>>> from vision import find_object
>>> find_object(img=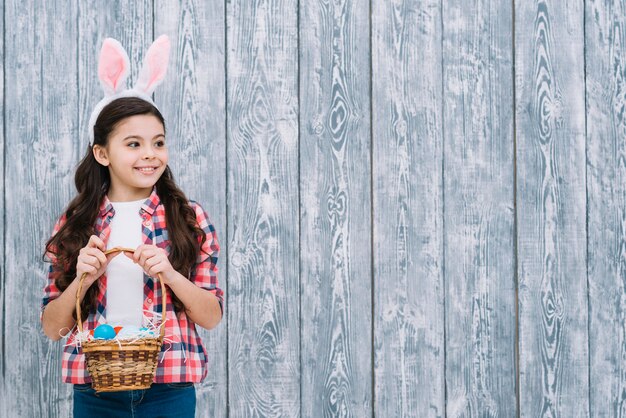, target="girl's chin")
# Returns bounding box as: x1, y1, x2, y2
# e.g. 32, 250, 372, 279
129, 177, 160, 189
